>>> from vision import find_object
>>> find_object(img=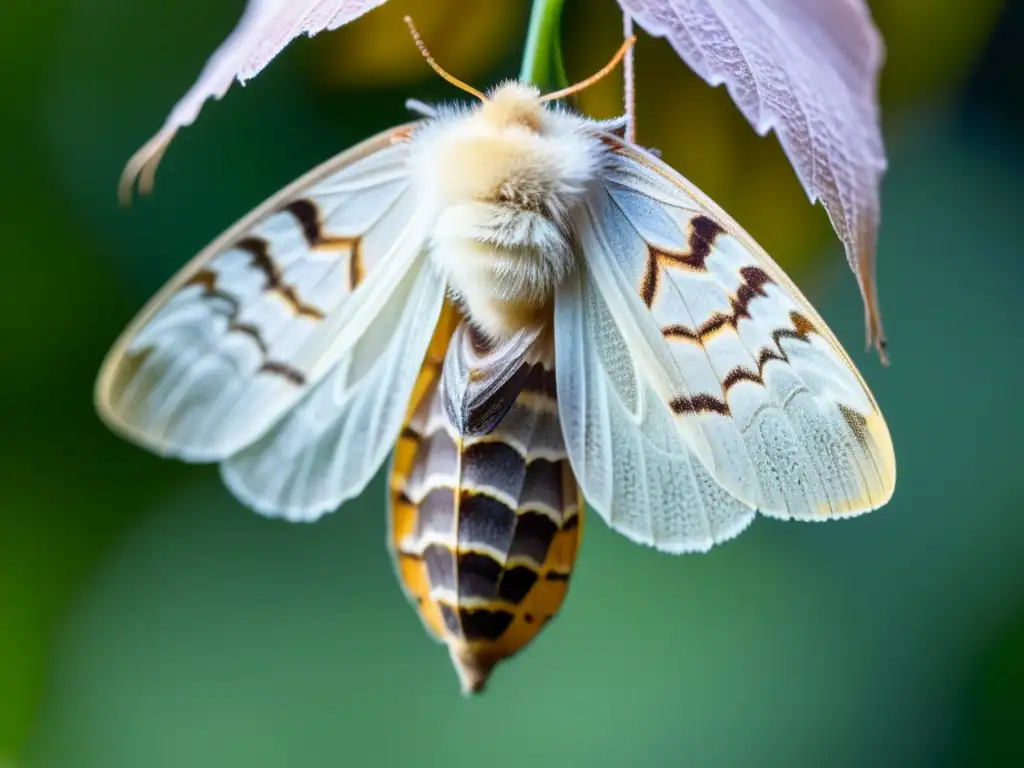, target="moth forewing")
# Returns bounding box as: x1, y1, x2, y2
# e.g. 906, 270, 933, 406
572, 132, 894, 528
626, 140, 896, 511
95, 123, 422, 463
610, 137, 891, 425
